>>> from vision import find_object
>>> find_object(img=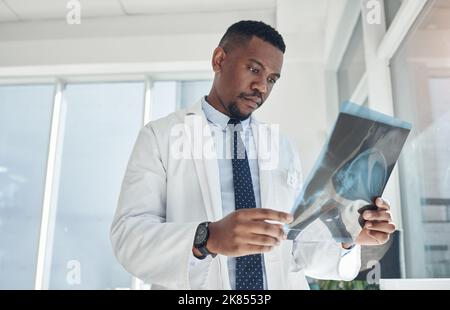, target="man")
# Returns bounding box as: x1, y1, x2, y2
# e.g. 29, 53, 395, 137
111, 20, 395, 289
